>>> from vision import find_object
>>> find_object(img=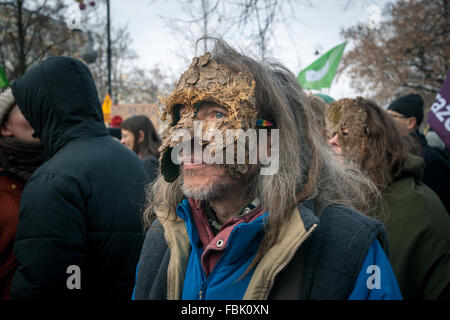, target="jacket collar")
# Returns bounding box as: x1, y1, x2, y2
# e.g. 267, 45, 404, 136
243, 201, 318, 299
393, 153, 424, 182
157, 198, 320, 300
297, 199, 320, 231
